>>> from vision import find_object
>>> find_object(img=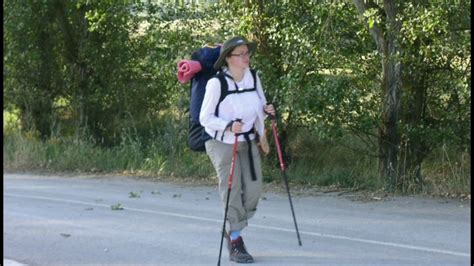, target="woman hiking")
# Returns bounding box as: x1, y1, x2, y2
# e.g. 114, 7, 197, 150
200, 36, 275, 263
